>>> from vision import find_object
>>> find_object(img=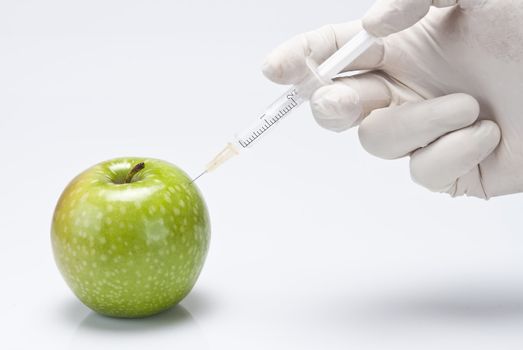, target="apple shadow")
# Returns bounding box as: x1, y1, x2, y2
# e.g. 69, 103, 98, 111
54, 289, 215, 340
58, 296, 196, 332
56, 287, 214, 334
179, 288, 216, 318
77, 304, 195, 333
76, 289, 215, 332
58, 297, 93, 325
68, 298, 210, 350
